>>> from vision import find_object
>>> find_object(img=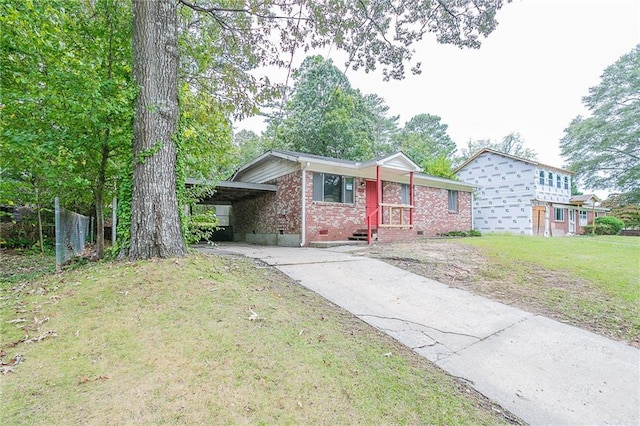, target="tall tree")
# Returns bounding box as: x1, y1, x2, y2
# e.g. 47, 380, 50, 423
130, 0, 509, 259
364, 94, 400, 157
560, 44, 640, 201
269, 55, 398, 160
395, 113, 457, 167
1, 0, 134, 256
234, 130, 264, 166
457, 132, 537, 164
129, 0, 185, 259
